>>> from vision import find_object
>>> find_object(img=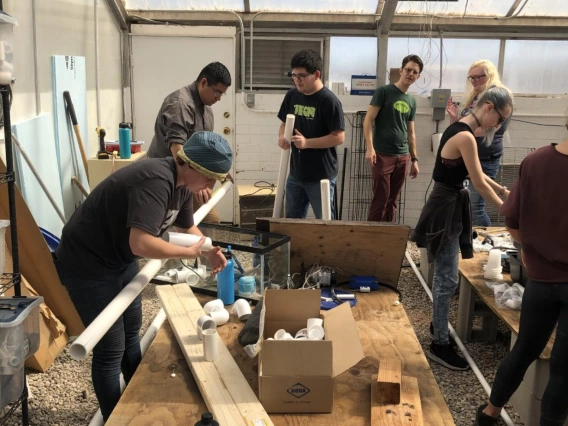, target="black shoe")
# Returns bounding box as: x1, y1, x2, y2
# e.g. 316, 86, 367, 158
429, 323, 458, 348
474, 404, 498, 426
427, 342, 470, 371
